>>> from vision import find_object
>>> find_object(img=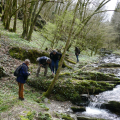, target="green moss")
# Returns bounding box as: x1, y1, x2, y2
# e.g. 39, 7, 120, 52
27, 111, 36, 120
38, 112, 52, 120
99, 63, 120, 67
9, 47, 49, 63
78, 71, 120, 81
62, 114, 73, 120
